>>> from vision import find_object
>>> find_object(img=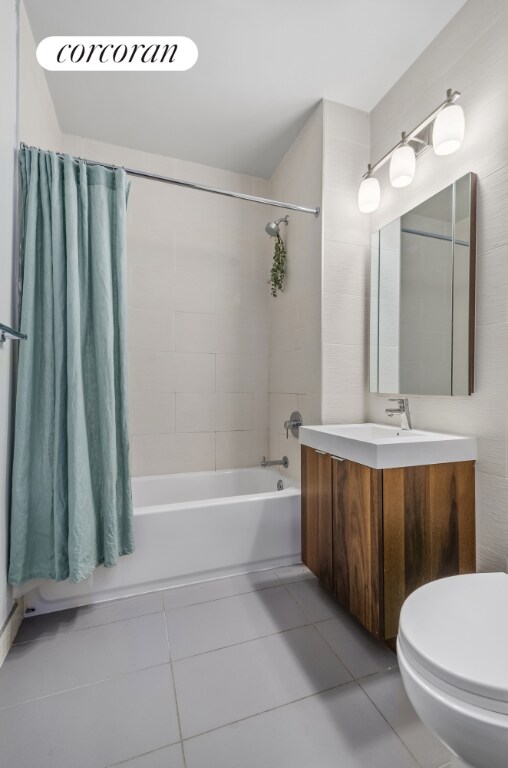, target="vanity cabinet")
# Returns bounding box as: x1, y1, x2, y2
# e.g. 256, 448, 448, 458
301, 446, 476, 641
